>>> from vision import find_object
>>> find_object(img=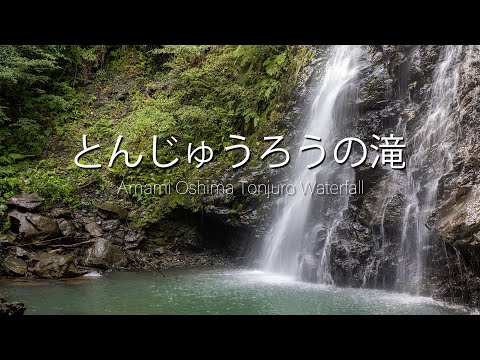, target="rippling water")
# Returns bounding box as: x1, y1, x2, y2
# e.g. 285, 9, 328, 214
0, 268, 469, 315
